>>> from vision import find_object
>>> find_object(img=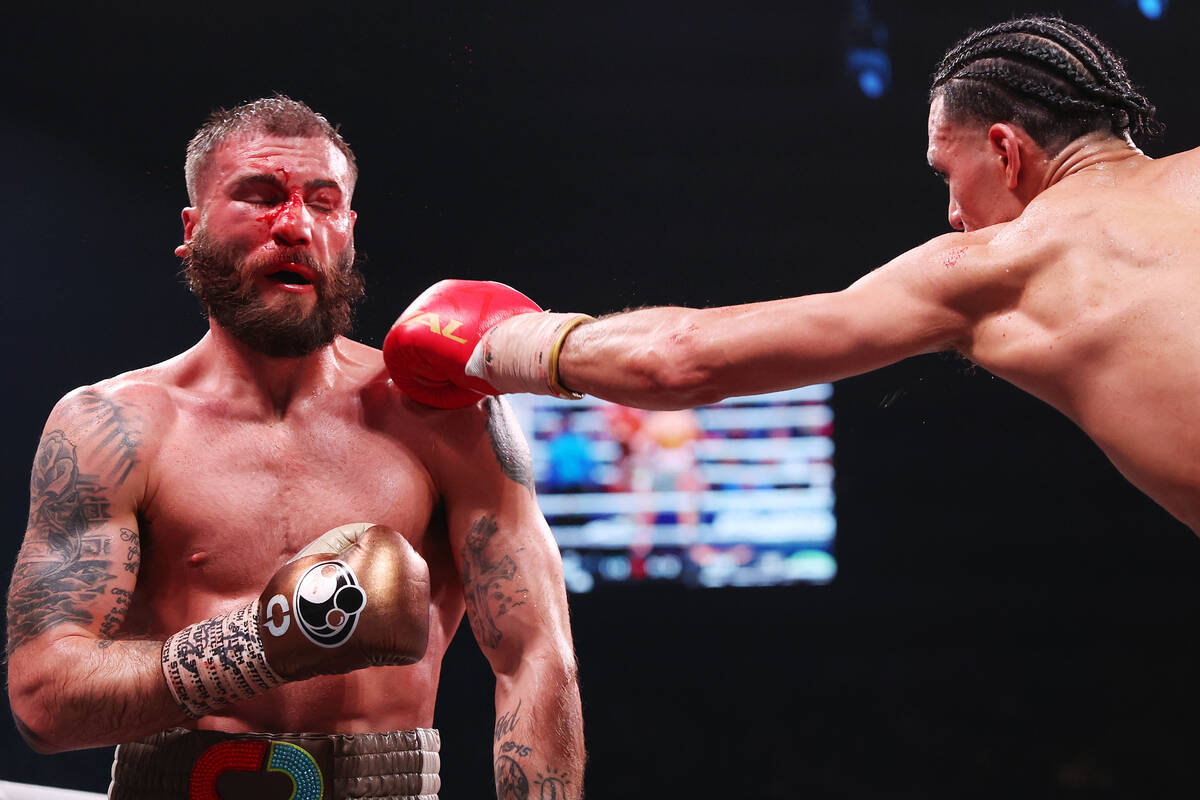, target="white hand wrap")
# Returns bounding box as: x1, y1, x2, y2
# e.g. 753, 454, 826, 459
160, 603, 284, 719
465, 312, 593, 398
